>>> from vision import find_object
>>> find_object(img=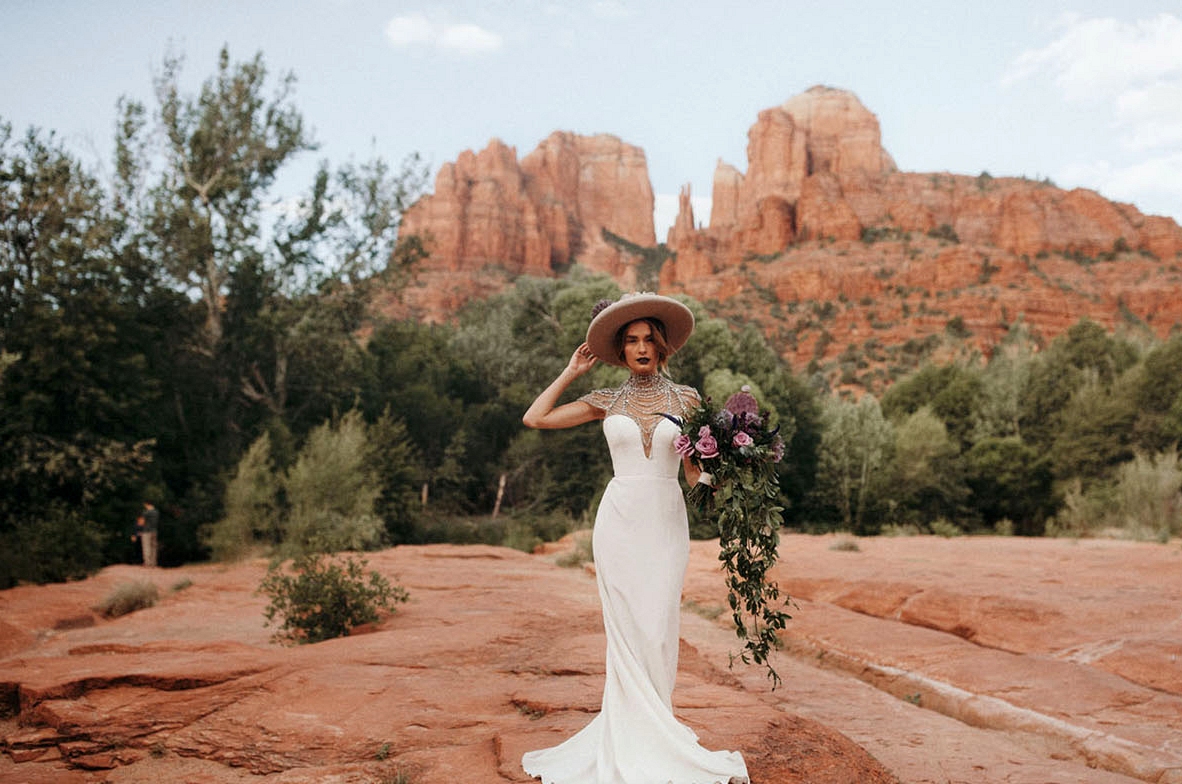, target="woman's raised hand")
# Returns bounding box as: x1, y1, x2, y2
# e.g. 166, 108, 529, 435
566, 342, 599, 376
